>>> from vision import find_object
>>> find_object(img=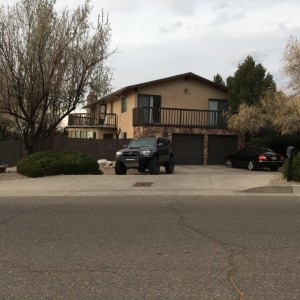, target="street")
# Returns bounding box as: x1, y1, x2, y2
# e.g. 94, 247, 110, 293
0, 195, 300, 299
